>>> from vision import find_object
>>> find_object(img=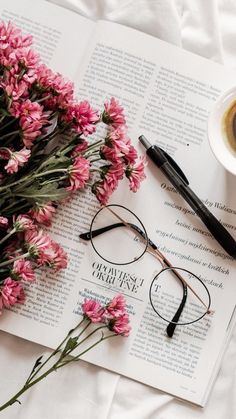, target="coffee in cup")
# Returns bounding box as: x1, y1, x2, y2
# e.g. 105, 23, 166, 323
208, 86, 236, 176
